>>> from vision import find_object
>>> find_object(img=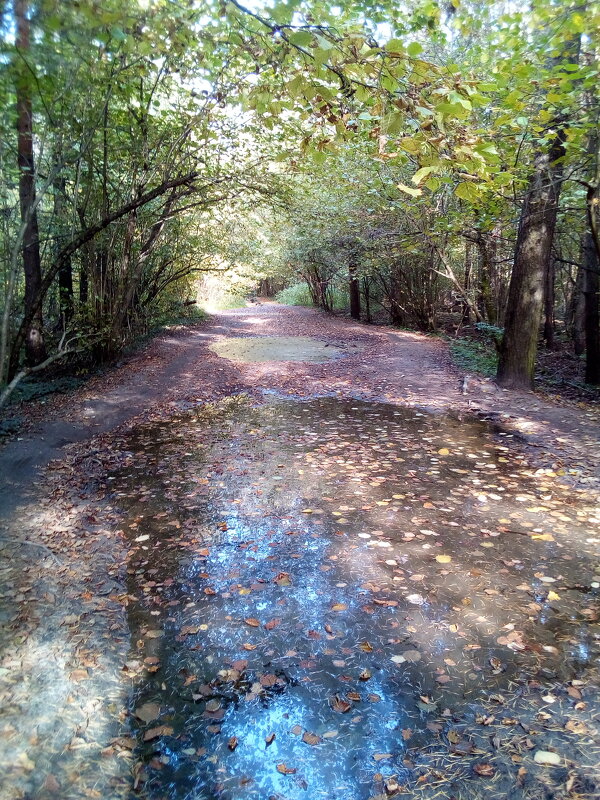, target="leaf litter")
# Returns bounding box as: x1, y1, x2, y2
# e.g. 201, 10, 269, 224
1, 395, 599, 800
